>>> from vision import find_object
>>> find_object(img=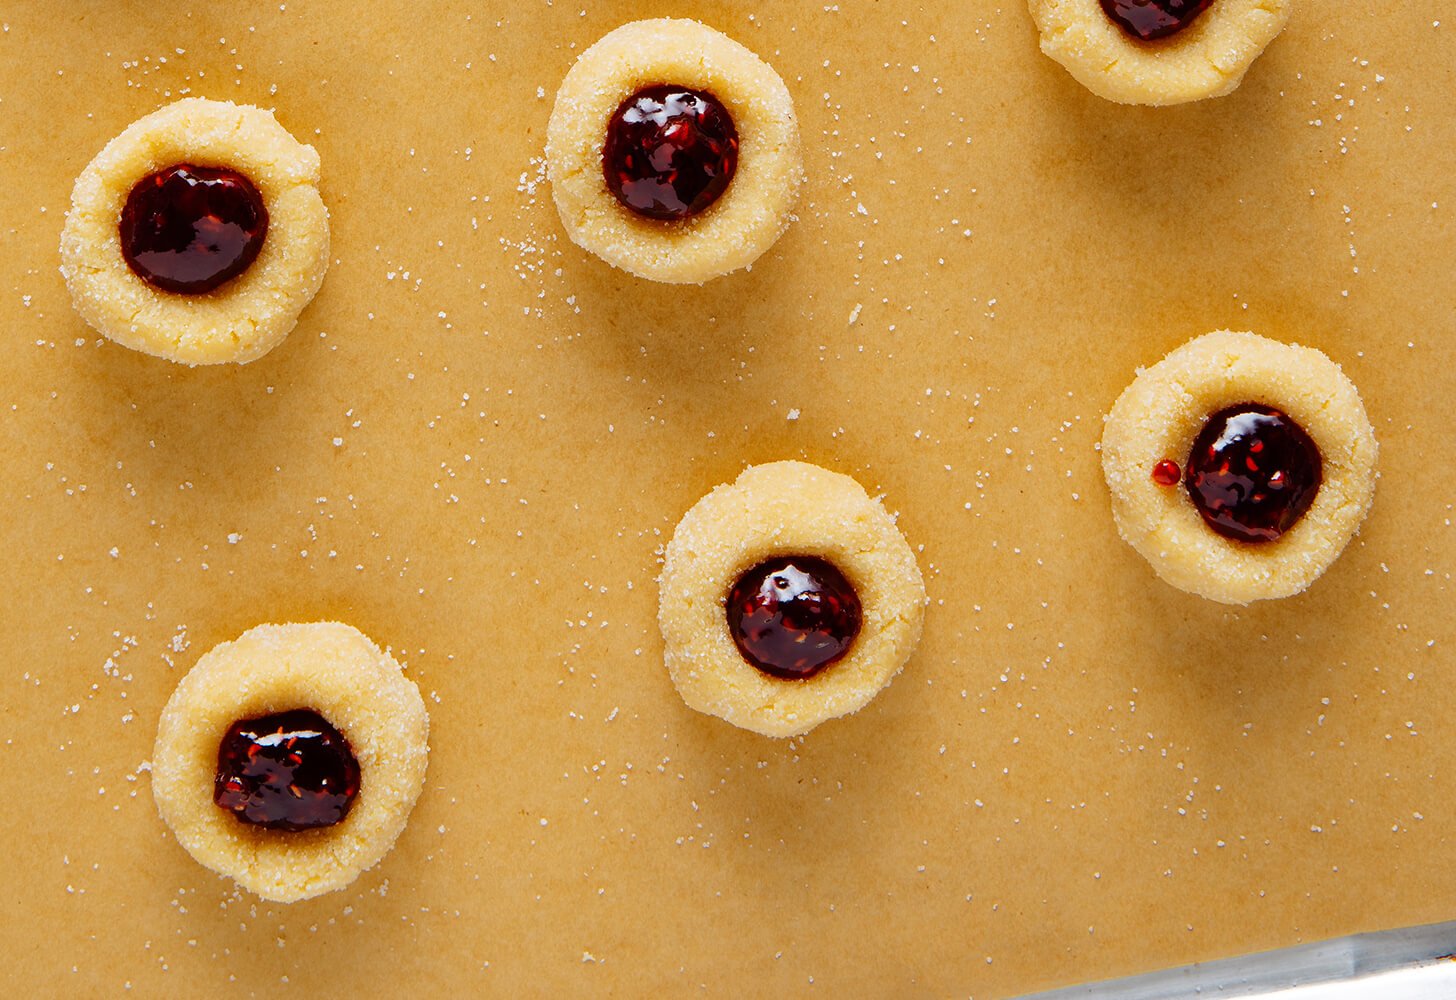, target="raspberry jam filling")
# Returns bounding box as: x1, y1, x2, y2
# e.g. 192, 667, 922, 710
119, 163, 268, 294
1099, 0, 1214, 41
727, 556, 862, 681
603, 85, 739, 221
214, 709, 360, 832
1185, 404, 1323, 544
